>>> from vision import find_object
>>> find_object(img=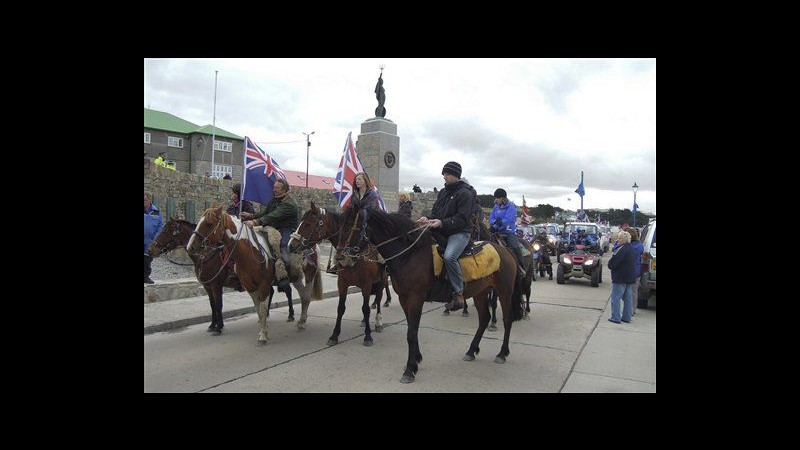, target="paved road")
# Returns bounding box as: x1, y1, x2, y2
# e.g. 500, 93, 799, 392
144, 253, 656, 392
